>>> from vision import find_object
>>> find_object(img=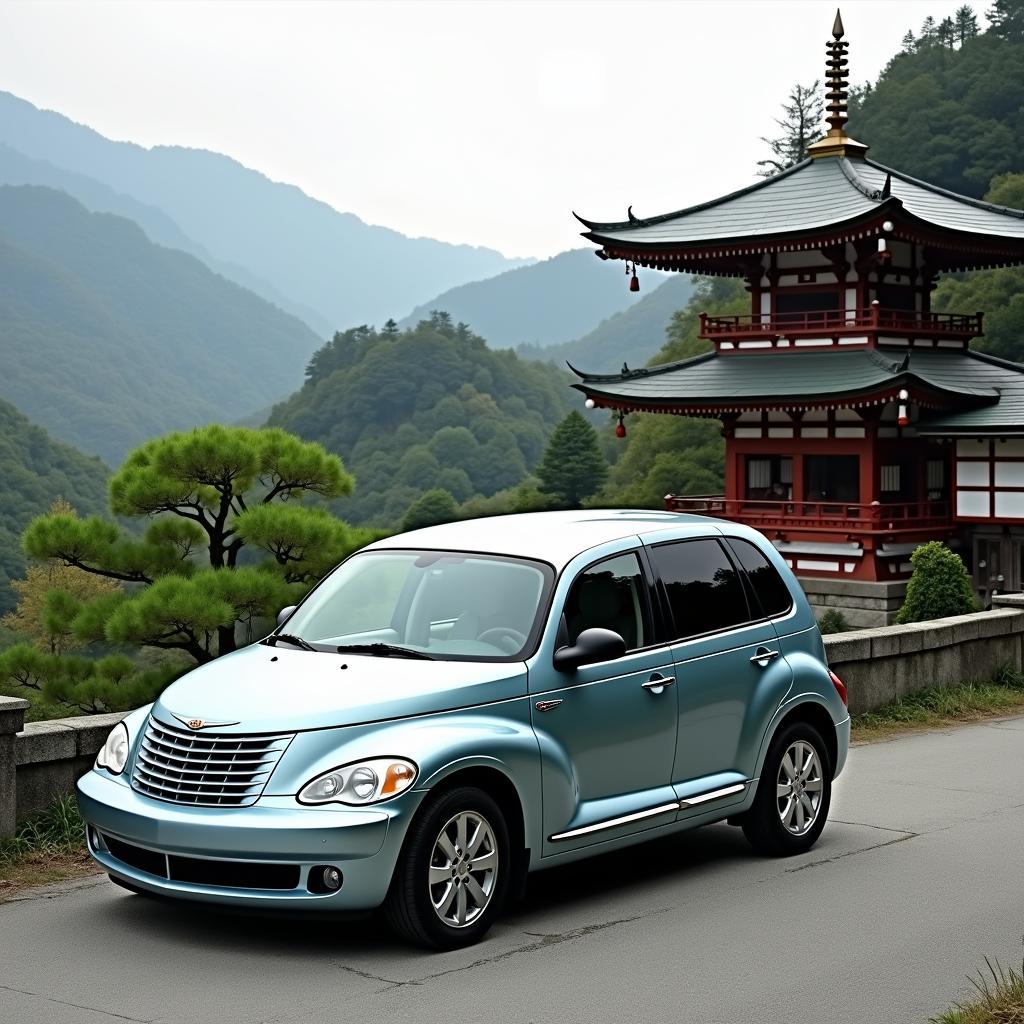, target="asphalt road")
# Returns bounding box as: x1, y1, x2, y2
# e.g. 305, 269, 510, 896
2, 716, 1023, 1024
